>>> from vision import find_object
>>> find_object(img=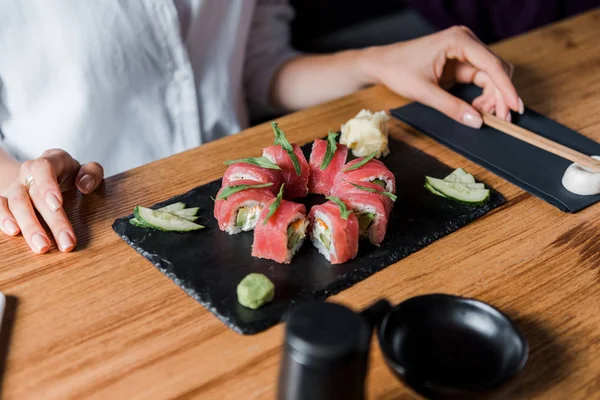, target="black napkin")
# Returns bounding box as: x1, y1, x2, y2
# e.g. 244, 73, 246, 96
391, 85, 600, 213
